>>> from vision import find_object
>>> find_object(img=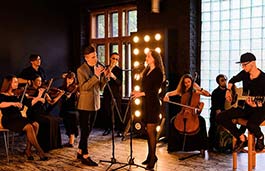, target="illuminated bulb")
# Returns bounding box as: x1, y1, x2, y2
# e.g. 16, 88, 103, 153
135, 110, 141, 117
155, 33, 161, 41
133, 61, 140, 68
135, 122, 142, 130
159, 99, 162, 105
133, 48, 139, 55
159, 113, 162, 119
134, 98, 141, 105
134, 85, 140, 91
144, 35, 150, 42
134, 74, 141, 80
144, 48, 150, 54
156, 125, 161, 132
158, 88, 162, 94
155, 47, 161, 53
133, 36, 139, 43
